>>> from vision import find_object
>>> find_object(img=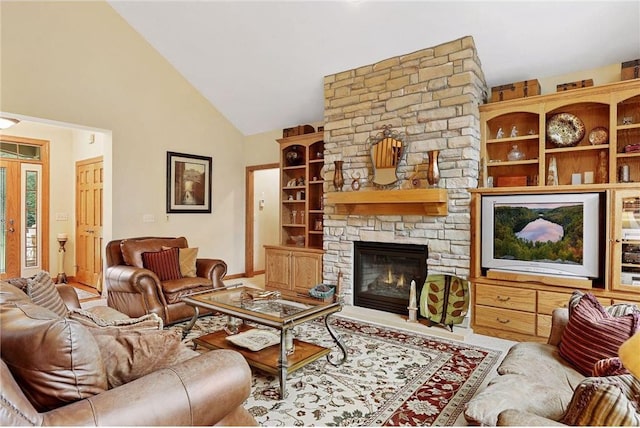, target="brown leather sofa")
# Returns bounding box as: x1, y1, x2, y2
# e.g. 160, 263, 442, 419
0, 280, 256, 426
105, 237, 227, 325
